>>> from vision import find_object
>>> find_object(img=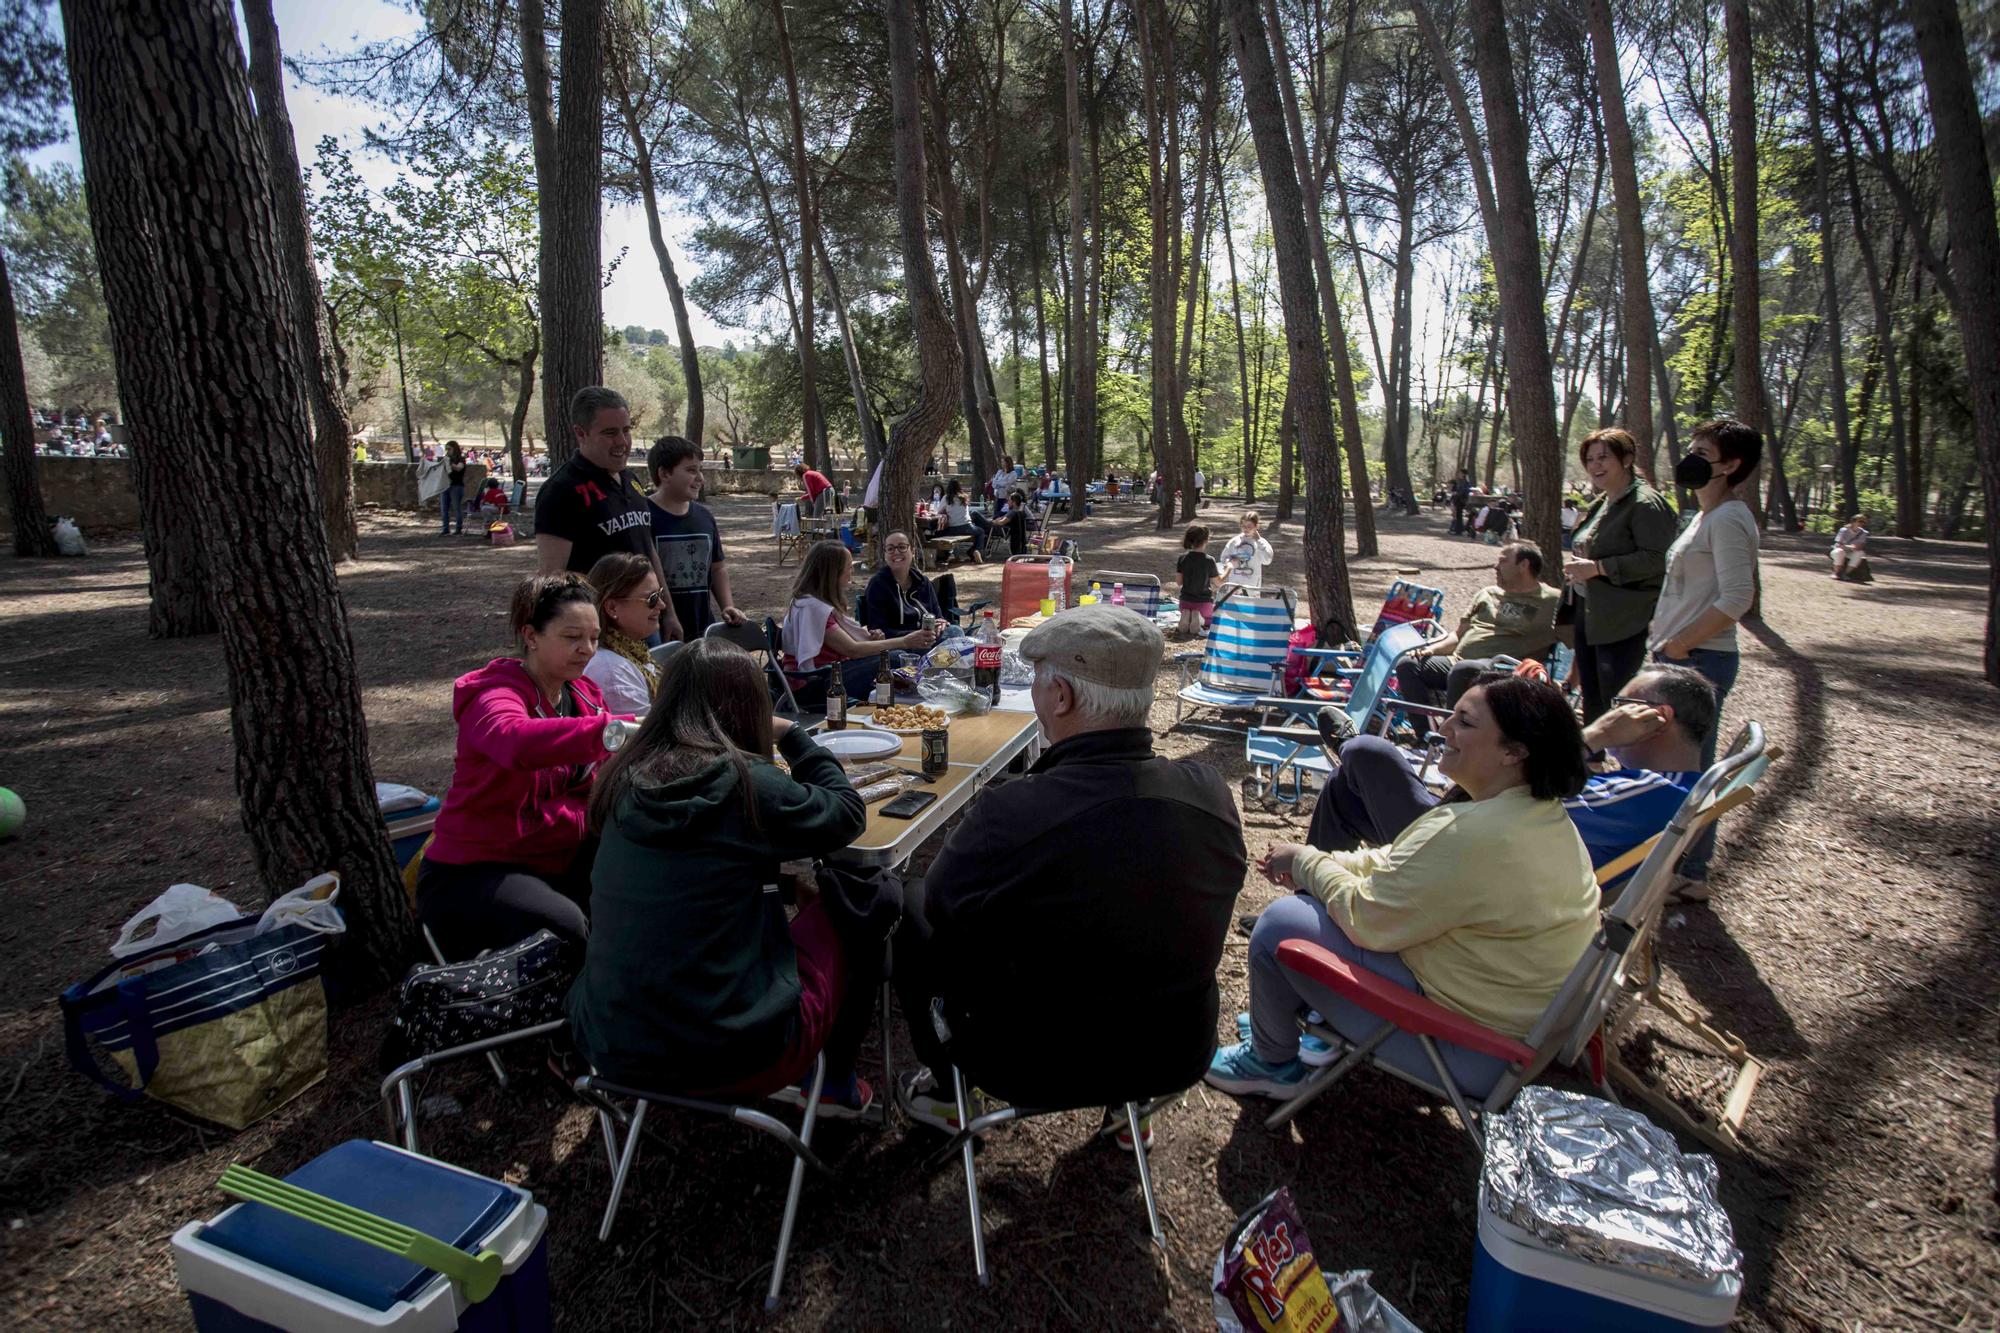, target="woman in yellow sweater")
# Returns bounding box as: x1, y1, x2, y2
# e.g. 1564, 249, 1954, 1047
1207, 675, 1598, 1102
